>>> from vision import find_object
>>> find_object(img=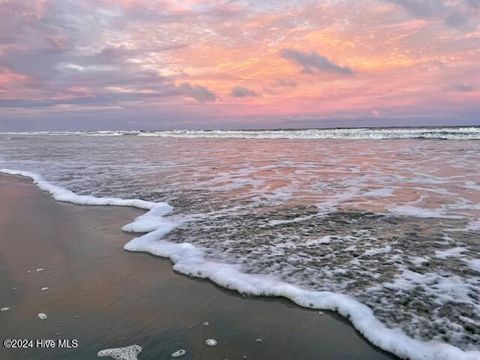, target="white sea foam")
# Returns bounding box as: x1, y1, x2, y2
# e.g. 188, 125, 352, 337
385, 267, 475, 305
2, 168, 480, 360
388, 205, 457, 219
37, 313, 47, 320
363, 188, 394, 197
121, 204, 175, 233
97, 345, 142, 360
410, 257, 430, 266
170, 349, 187, 357
305, 236, 332, 245
1, 127, 480, 140
466, 259, 480, 273
205, 339, 218, 347
363, 245, 392, 256
465, 220, 480, 231
435, 247, 468, 259
268, 215, 315, 226
126, 235, 479, 359
0, 168, 167, 212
